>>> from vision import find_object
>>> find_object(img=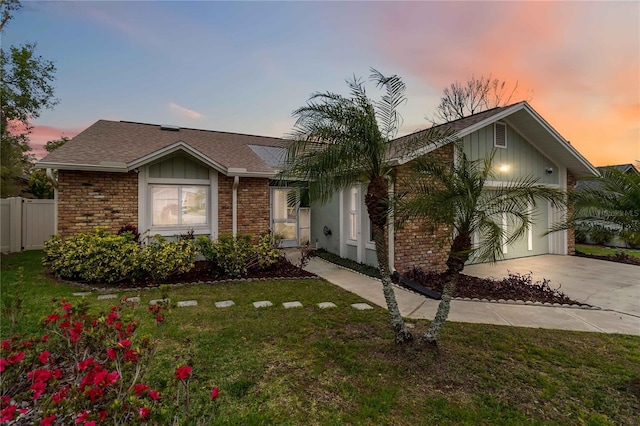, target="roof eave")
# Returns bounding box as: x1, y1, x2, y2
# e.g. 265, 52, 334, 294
35, 161, 128, 173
